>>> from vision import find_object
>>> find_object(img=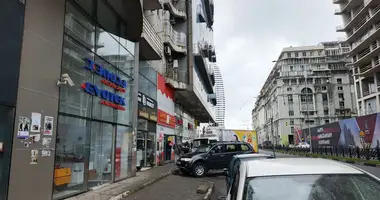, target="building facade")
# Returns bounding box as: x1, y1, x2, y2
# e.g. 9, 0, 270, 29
213, 64, 226, 128
334, 0, 380, 116
252, 42, 356, 146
